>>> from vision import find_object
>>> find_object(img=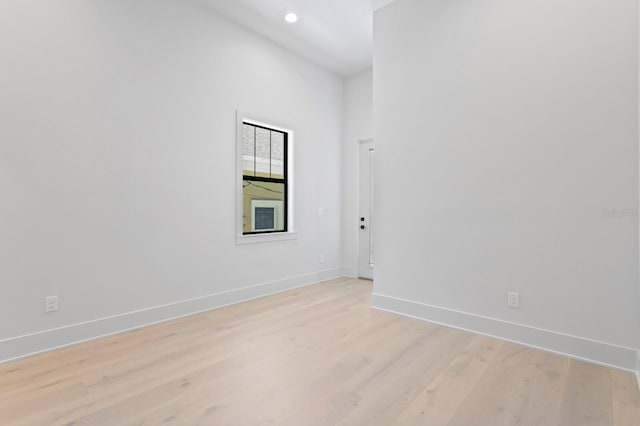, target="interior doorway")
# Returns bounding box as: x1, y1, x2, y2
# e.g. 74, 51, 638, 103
358, 139, 374, 280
